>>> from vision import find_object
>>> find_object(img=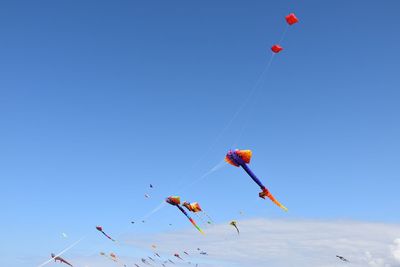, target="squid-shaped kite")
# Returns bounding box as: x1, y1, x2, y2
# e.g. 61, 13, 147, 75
225, 149, 288, 211
96, 226, 116, 242
166, 196, 204, 234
